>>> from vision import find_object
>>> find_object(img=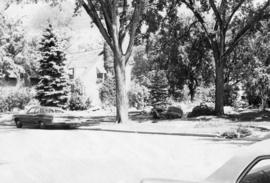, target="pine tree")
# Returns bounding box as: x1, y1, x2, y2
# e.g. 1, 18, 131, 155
149, 70, 169, 109
36, 24, 70, 109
